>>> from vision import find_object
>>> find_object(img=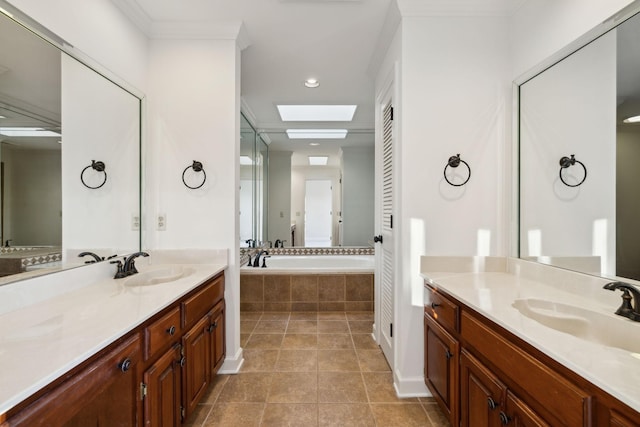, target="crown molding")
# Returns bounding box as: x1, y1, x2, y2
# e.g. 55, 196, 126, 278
110, 0, 251, 48
396, 0, 527, 17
